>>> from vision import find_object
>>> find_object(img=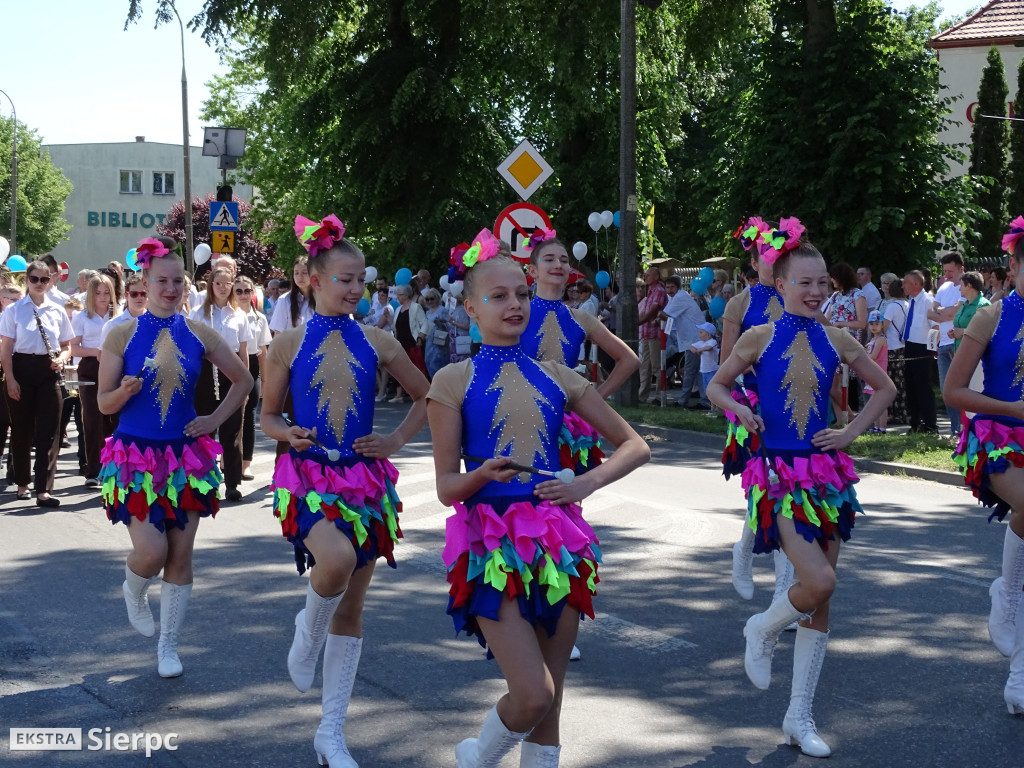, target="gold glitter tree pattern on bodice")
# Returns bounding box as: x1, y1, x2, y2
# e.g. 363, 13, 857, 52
487, 362, 551, 481
536, 311, 569, 364
767, 294, 784, 322
149, 328, 188, 425
1012, 316, 1024, 394
781, 330, 826, 440
312, 329, 362, 441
